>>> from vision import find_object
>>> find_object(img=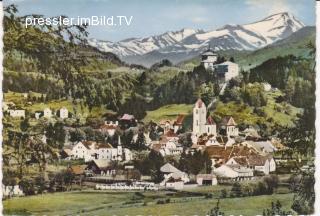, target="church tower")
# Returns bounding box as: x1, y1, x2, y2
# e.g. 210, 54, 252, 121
193, 98, 207, 136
